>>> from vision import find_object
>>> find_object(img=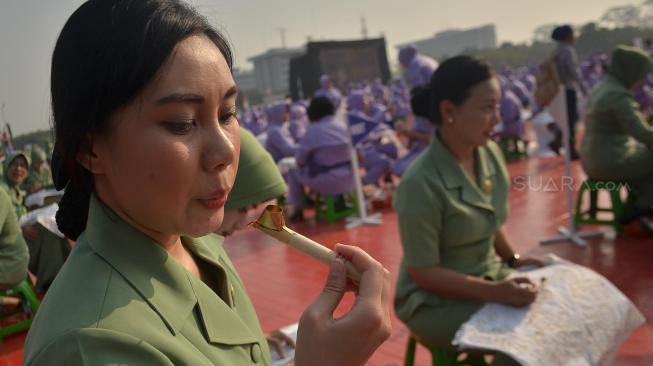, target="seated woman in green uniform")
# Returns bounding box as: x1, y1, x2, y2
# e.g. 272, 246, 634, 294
0, 152, 30, 303
0, 188, 29, 292
1, 152, 70, 293
218, 128, 297, 359
218, 128, 287, 238
394, 56, 543, 365
24, 1, 390, 365
1, 152, 30, 219
23, 146, 54, 194
580, 46, 653, 233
